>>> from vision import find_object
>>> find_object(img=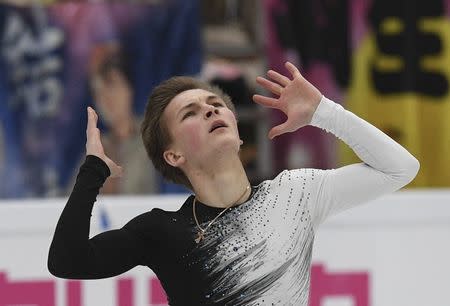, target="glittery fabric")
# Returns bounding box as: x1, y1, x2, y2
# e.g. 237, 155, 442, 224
153, 96, 418, 305
48, 96, 419, 306
185, 169, 318, 306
